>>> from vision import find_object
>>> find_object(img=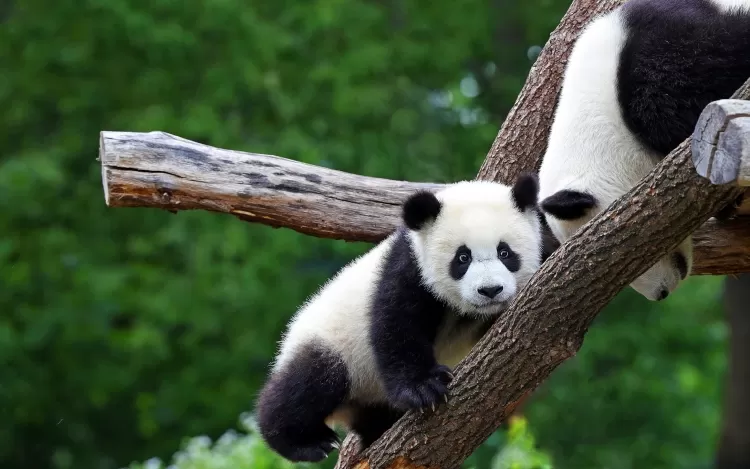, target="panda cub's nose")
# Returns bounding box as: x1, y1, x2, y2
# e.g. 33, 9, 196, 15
478, 285, 503, 299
